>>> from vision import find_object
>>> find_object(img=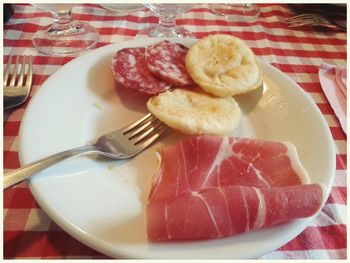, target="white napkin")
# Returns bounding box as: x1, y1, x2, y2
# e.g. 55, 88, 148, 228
318, 63, 347, 134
